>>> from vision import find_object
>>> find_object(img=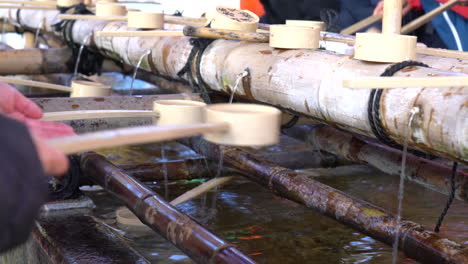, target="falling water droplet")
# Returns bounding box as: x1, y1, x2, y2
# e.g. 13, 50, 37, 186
392, 106, 419, 264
